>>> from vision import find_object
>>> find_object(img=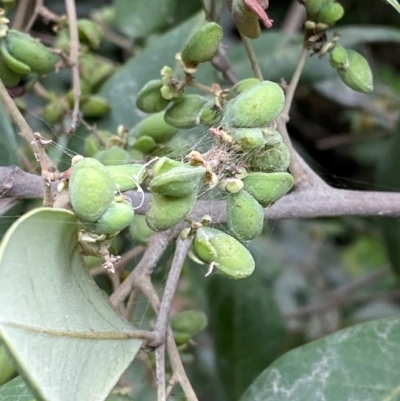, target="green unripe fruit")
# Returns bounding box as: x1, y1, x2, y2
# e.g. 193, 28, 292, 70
84, 130, 112, 157
243, 172, 294, 206
262, 127, 284, 145
173, 331, 192, 345
170, 310, 208, 337
199, 100, 223, 127
5, 29, 60, 75
81, 95, 111, 118
131, 136, 157, 153
230, 0, 262, 39
0, 61, 22, 87
136, 79, 170, 113
336, 50, 373, 94
79, 53, 115, 91
69, 157, 115, 222
42, 99, 65, 125
231, 127, 267, 150
93, 147, 132, 166
105, 164, 147, 192
0, 40, 31, 74
0, 51, 22, 87
129, 112, 178, 144
181, 22, 223, 67
152, 157, 184, 177
227, 190, 264, 241
318, 2, 344, 25
150, 165, 205, 197
304, 0, 329, 18
223, 81, 285, 128
89, 199, 134, 235
226, 77, 261, 101
248, 142, 291, 172
129, 215, 155, 245
192, 227, 255, 279
146, 192, 196, 231
330, 46, 348, 69
164, 94, 208, 129
77, 19, 103, 50
0, 342, 16, 385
